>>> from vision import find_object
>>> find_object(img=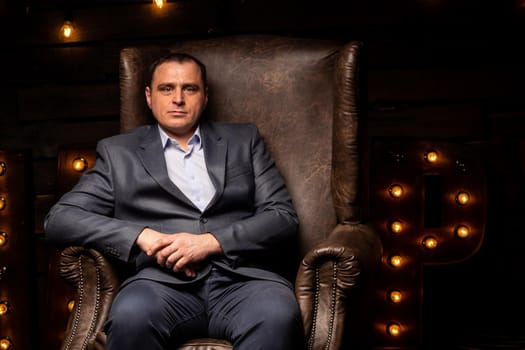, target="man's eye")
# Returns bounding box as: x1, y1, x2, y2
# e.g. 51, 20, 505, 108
160, 86, 173, 92
184, 86, 198, 92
